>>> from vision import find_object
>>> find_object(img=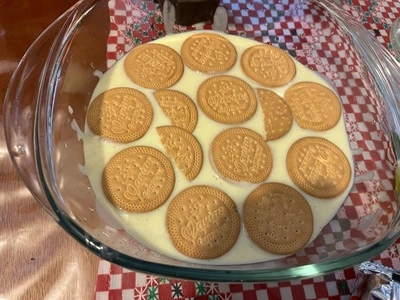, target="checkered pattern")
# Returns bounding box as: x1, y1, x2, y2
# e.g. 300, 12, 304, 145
107, 0, 166, 67
96, 259, 362, 299
98, 0, 400, 298
342, 0, 400, 52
